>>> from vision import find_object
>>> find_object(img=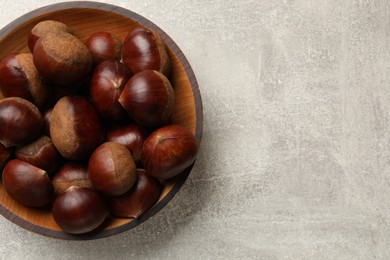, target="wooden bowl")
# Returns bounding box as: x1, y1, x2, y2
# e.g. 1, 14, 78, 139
0, 2, 202, 240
